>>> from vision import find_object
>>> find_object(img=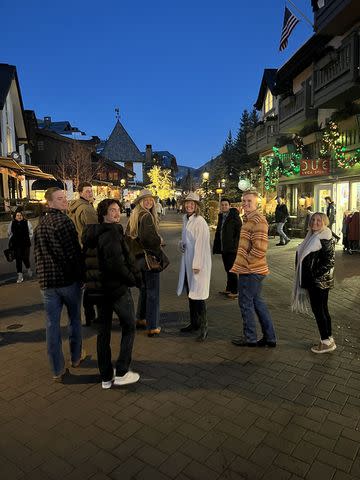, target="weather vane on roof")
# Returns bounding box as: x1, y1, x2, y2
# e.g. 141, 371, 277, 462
115, 107, 120, 120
